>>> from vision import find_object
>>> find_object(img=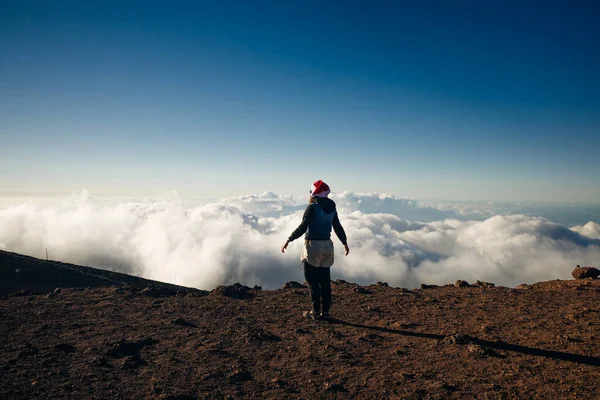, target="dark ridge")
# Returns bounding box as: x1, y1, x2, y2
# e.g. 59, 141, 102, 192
0, 250, 203, 296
